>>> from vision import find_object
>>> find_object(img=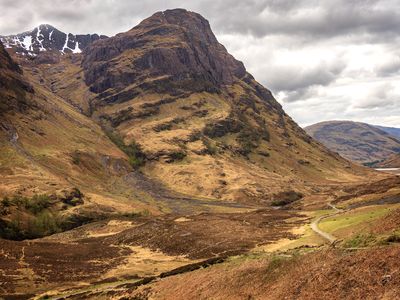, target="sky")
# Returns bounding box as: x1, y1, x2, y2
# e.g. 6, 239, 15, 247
0, 0, 399, 127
